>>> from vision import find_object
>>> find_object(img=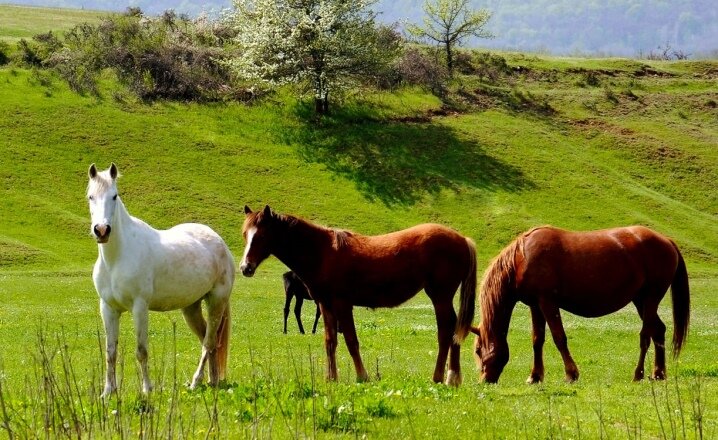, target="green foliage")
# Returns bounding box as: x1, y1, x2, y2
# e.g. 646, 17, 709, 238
38, 10, 241, 100
225, 0, 402, 114
407, 0, 492, 74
